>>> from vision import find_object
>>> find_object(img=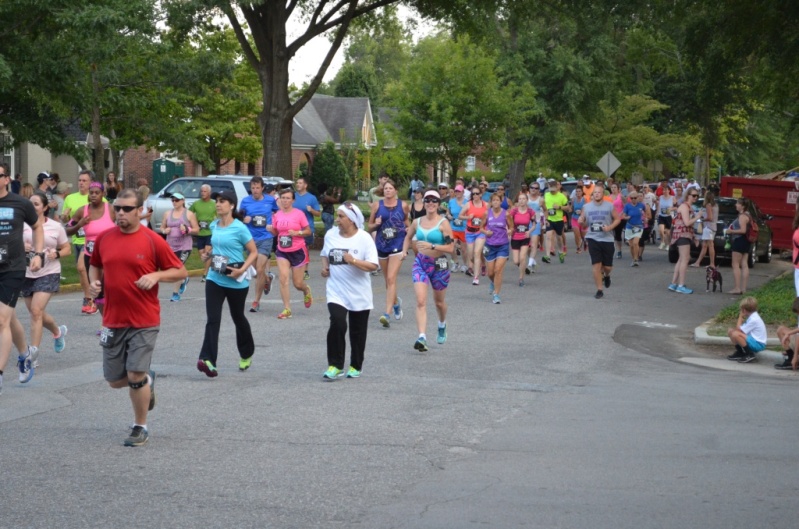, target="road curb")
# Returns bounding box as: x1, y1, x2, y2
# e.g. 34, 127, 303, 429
694, 318, 784, 363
